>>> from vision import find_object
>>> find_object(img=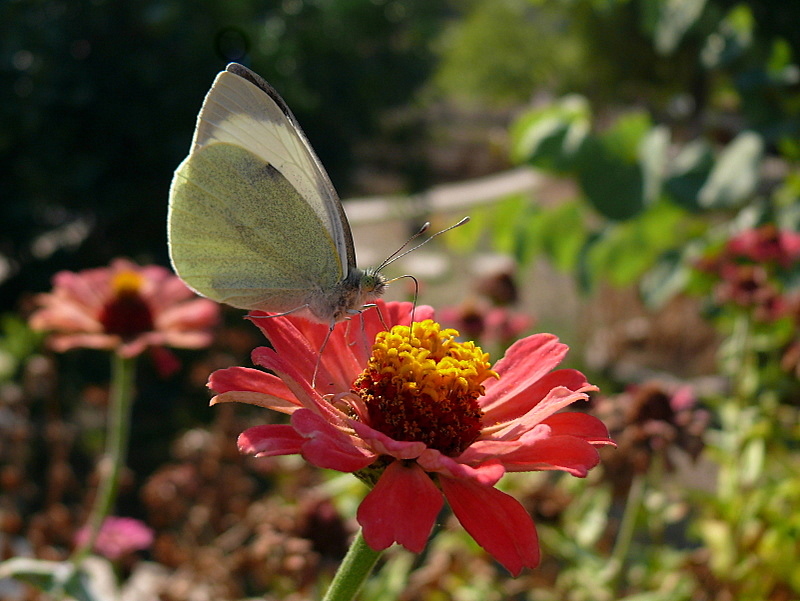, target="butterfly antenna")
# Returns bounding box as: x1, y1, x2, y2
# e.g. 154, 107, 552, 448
409, 275, 419, 324
375, 222, 433, 272
380, 216, 470, 270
